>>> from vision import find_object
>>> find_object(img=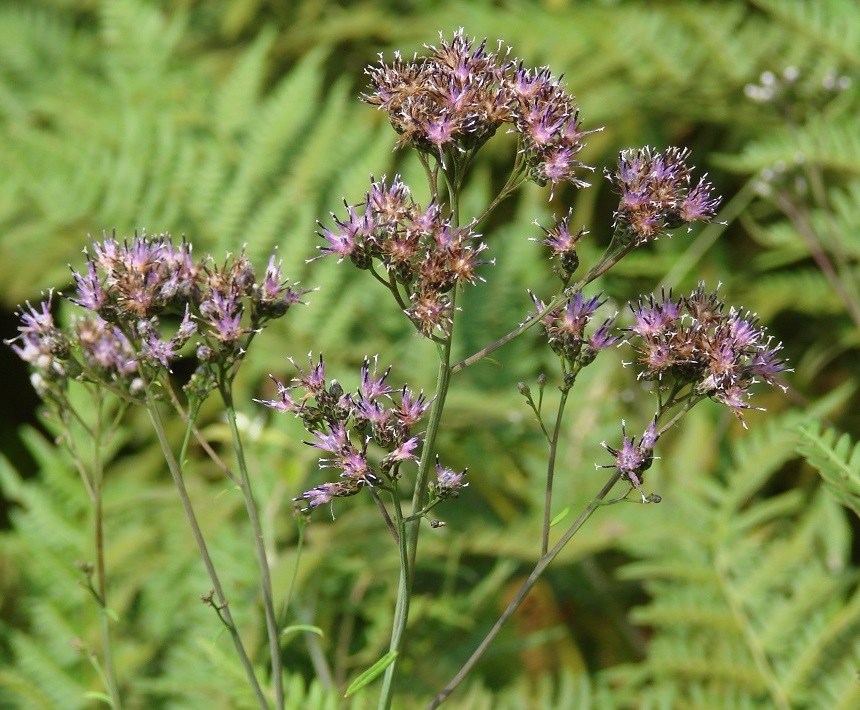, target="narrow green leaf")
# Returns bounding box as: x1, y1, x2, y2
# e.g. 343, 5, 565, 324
550, 507, 570, 527
344, 651, 398, 697
281, 624, 324, 638
83, 691, 113, 706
